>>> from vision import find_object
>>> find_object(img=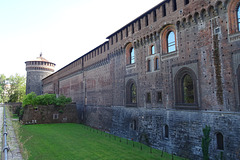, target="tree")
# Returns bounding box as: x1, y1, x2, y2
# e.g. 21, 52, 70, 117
202, 125, 211, 160
0, 74, 7, 103
6, 74, 26, 102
